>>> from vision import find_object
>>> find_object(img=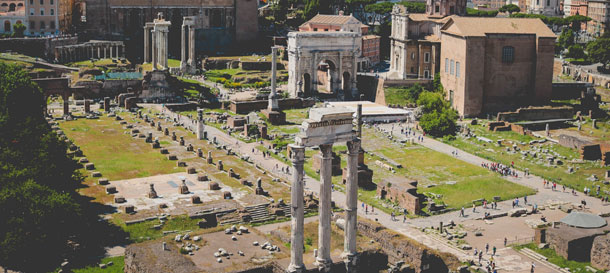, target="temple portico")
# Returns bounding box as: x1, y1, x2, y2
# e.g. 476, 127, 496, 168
288, 107, 360, 273
144, 13, 171, 71
54, 41, 125, 63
